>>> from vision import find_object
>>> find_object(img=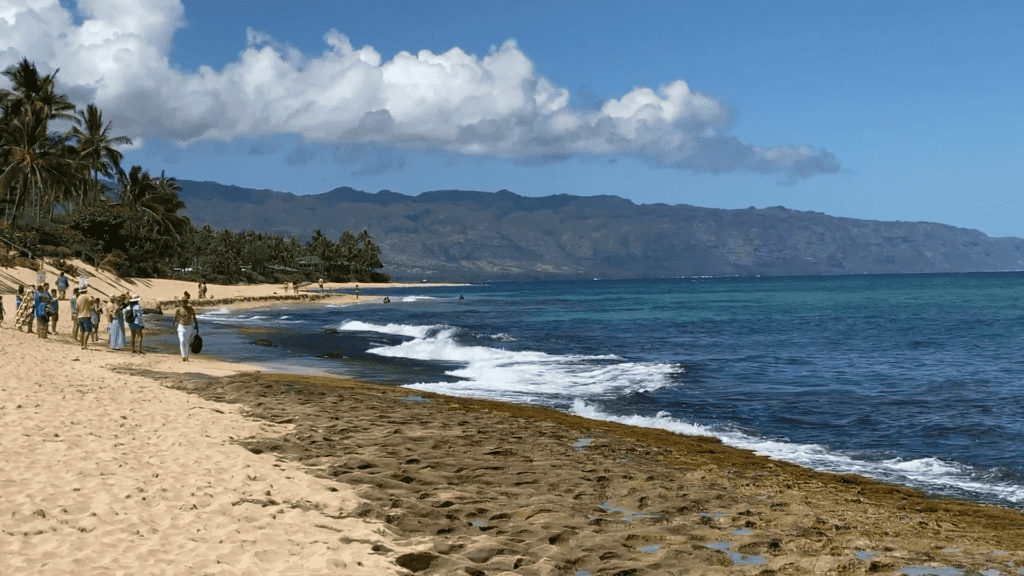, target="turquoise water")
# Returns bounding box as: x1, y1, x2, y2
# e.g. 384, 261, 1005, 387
172, 272, 1024, 509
